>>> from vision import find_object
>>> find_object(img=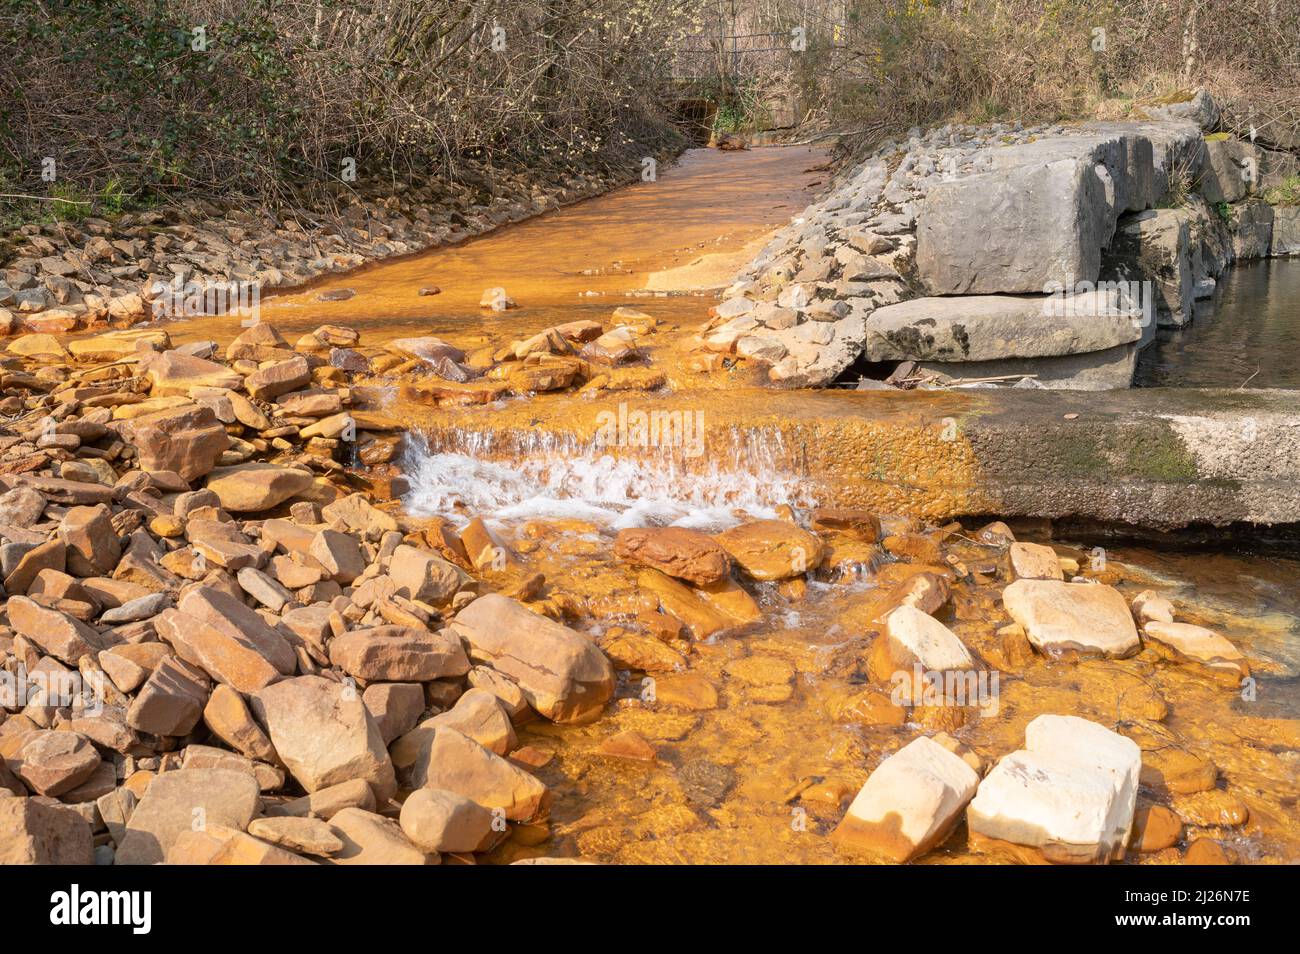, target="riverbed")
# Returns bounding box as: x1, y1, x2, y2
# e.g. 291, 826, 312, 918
158, 146, 1300, 864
